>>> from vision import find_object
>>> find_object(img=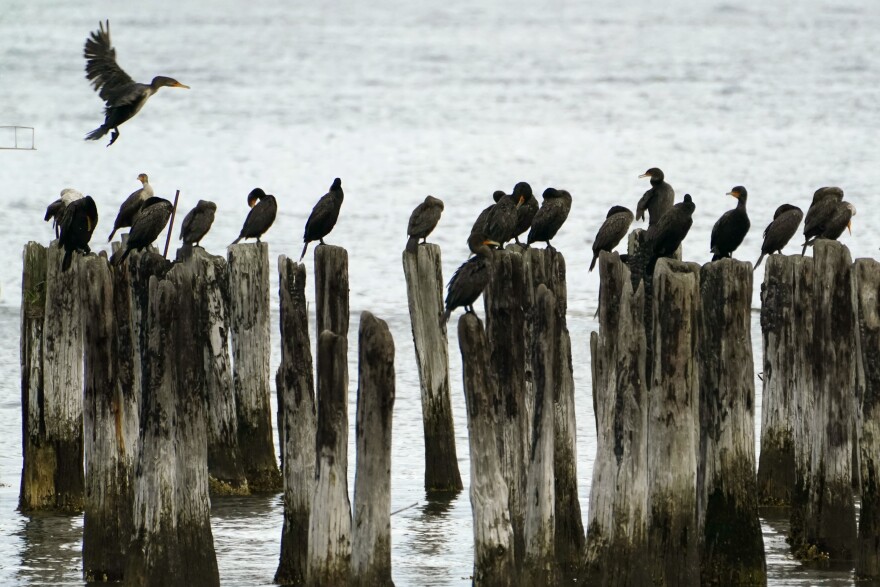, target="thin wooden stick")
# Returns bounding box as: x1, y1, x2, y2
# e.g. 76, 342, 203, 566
163, 190, 181, 259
